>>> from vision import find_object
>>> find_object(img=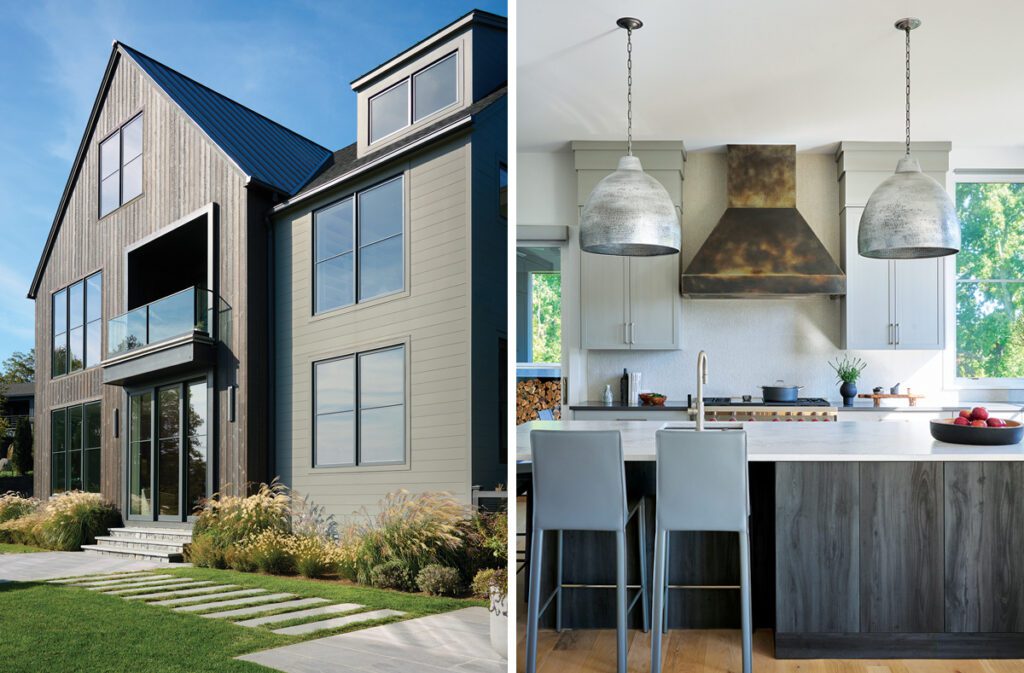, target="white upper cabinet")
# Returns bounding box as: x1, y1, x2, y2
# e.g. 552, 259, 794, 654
580, 251, 680, 350
574, 141, 685, 351
837, 142, 949, 351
